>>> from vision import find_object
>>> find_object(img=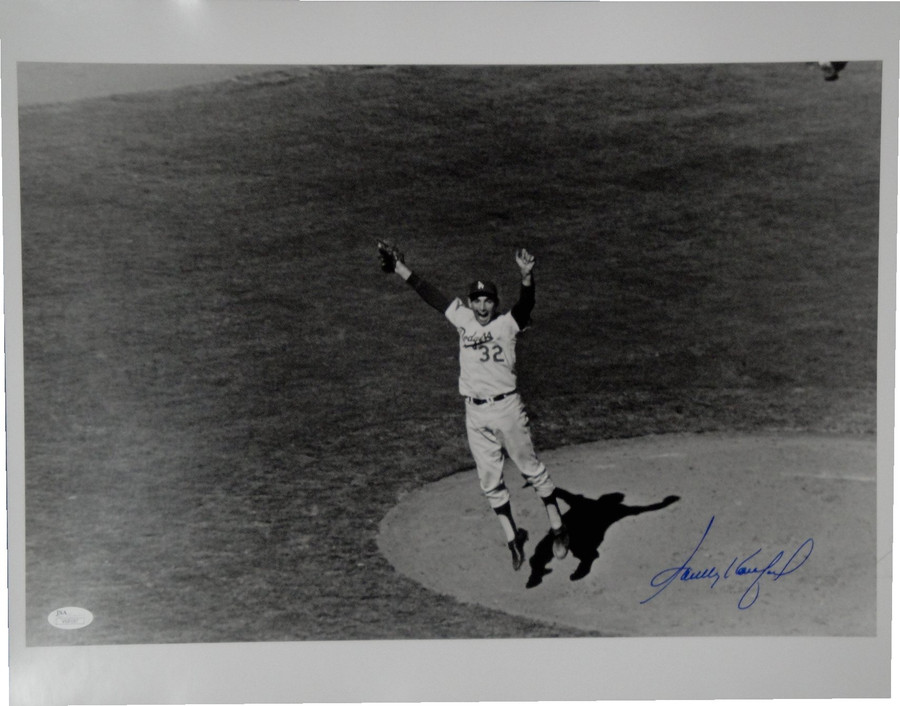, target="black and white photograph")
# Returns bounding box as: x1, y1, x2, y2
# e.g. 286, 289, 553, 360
3, 2, 897, 704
